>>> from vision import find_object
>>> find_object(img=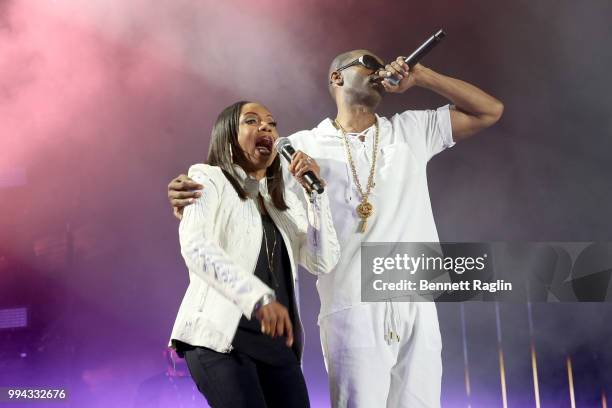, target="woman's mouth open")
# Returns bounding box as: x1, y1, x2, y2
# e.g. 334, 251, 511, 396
255, 136, 274, 155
